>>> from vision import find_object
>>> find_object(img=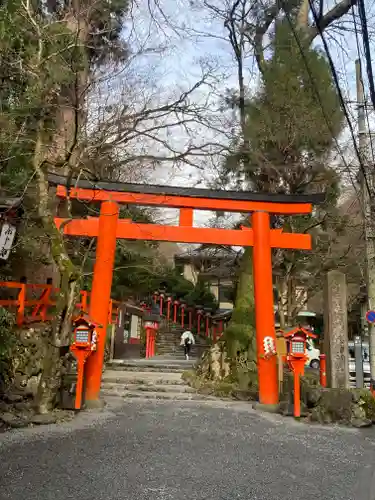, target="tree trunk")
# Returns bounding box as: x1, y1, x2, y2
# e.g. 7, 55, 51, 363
32, 5, 90, 413
32, 120, 81, 413
224, 247, 257, 382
